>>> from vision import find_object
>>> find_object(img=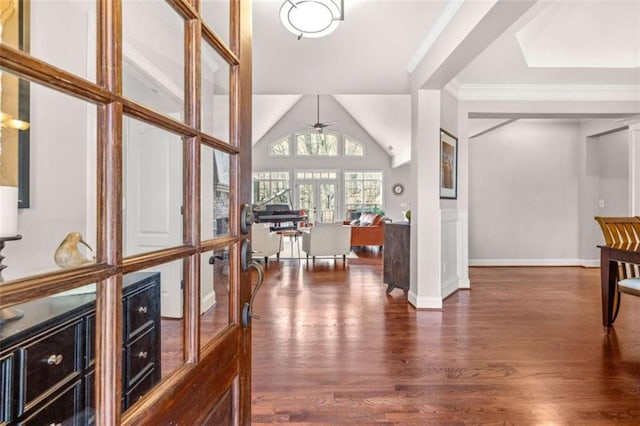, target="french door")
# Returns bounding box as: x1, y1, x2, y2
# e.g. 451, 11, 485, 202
0, 0, 253, 424
297, 174, 338, 223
